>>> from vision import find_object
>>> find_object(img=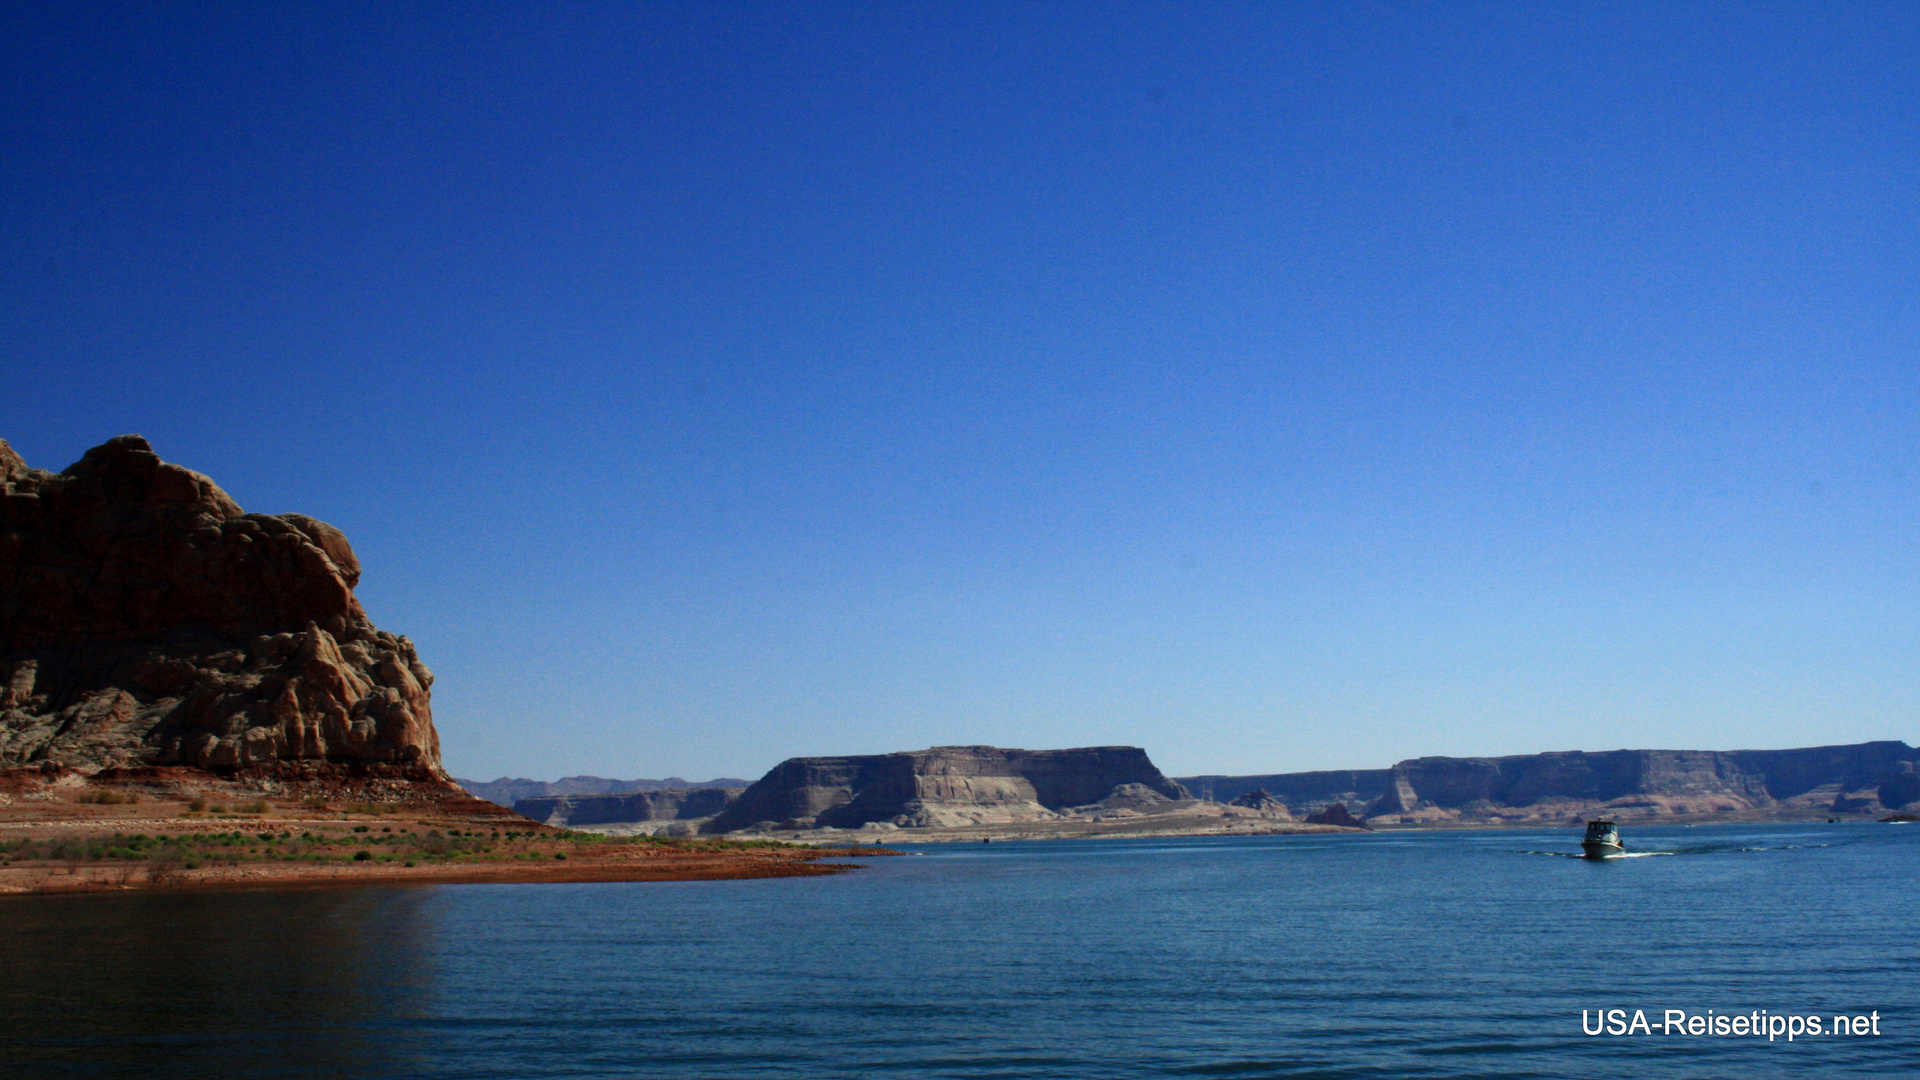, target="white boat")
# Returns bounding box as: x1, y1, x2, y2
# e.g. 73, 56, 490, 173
1581, 819, 1623, 859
